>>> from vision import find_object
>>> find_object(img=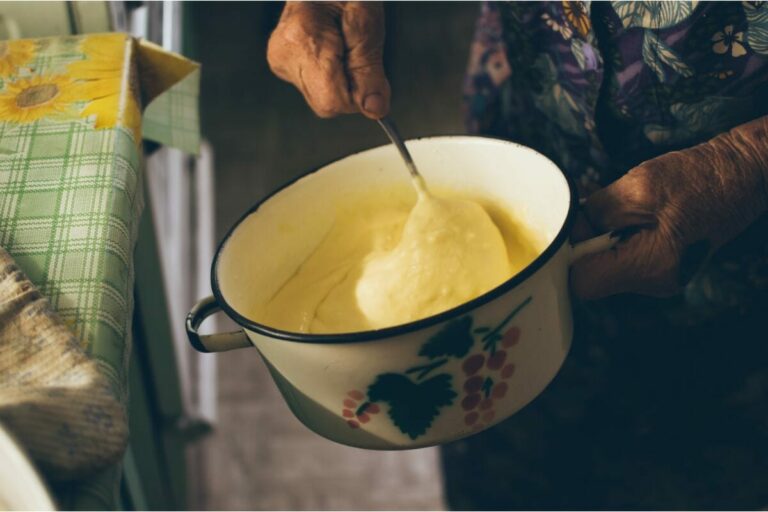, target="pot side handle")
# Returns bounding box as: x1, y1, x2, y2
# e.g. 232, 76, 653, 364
186, 296, 252, 353
569, 232, 619, 264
